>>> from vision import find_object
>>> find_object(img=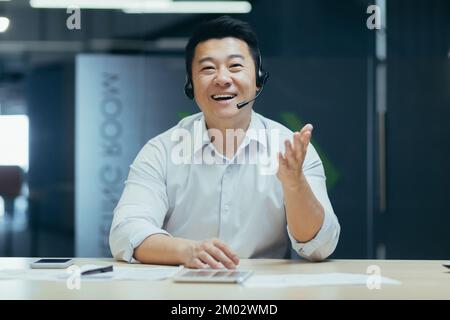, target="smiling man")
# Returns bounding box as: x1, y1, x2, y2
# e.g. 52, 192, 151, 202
109, 16, 340, 269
